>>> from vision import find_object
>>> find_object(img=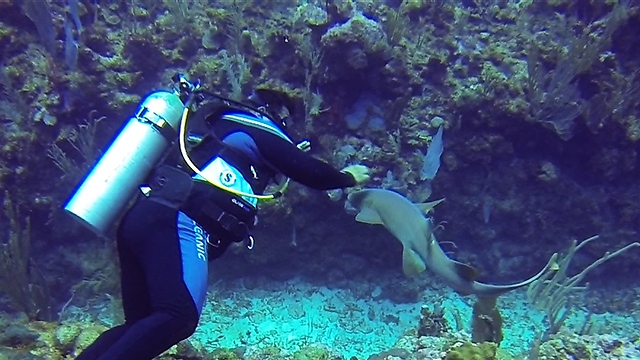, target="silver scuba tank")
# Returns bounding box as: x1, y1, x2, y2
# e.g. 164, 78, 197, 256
64, 91, 185, 235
